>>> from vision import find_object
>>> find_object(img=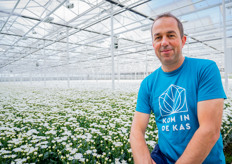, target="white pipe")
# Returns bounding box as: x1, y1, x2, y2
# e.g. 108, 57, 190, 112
111, 4, 115, 90
66, 27, 70, 88
223, 0, 228, 93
